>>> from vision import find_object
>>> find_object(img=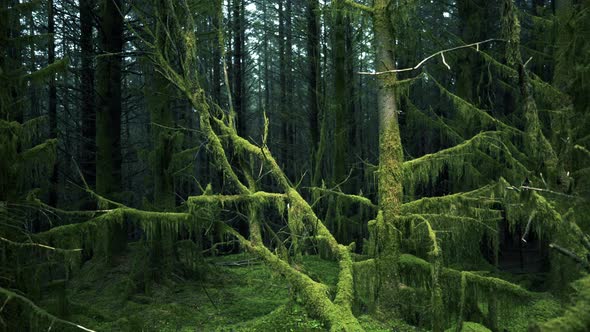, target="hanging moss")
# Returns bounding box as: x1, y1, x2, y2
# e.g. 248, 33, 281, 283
427, 72, 521, 136
352, 259, 377, 312
403, 131, 529, 197
425, 221, 444, 332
